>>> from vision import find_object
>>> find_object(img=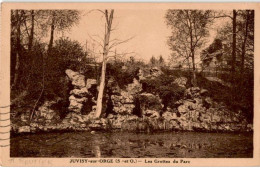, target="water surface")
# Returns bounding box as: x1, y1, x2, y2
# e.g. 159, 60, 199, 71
11, 131, 253, 158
